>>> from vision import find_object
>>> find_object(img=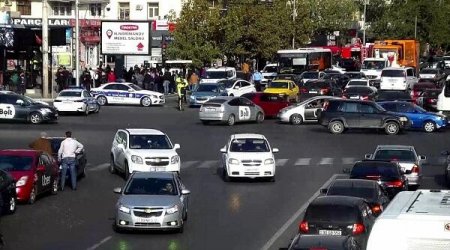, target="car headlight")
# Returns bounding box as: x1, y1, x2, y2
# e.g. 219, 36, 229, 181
264, 158, 275, 165
166, 205, 179, 214
16, 176, 28, 187
171, 155, 180, 164
40, 108, 52, 113
131, 155, 143, 164
151, 95, 158, 99
118, 205, 131, 214
399, 117, 408, 122
228, 158, 239, 165
190, 95, 195, 99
